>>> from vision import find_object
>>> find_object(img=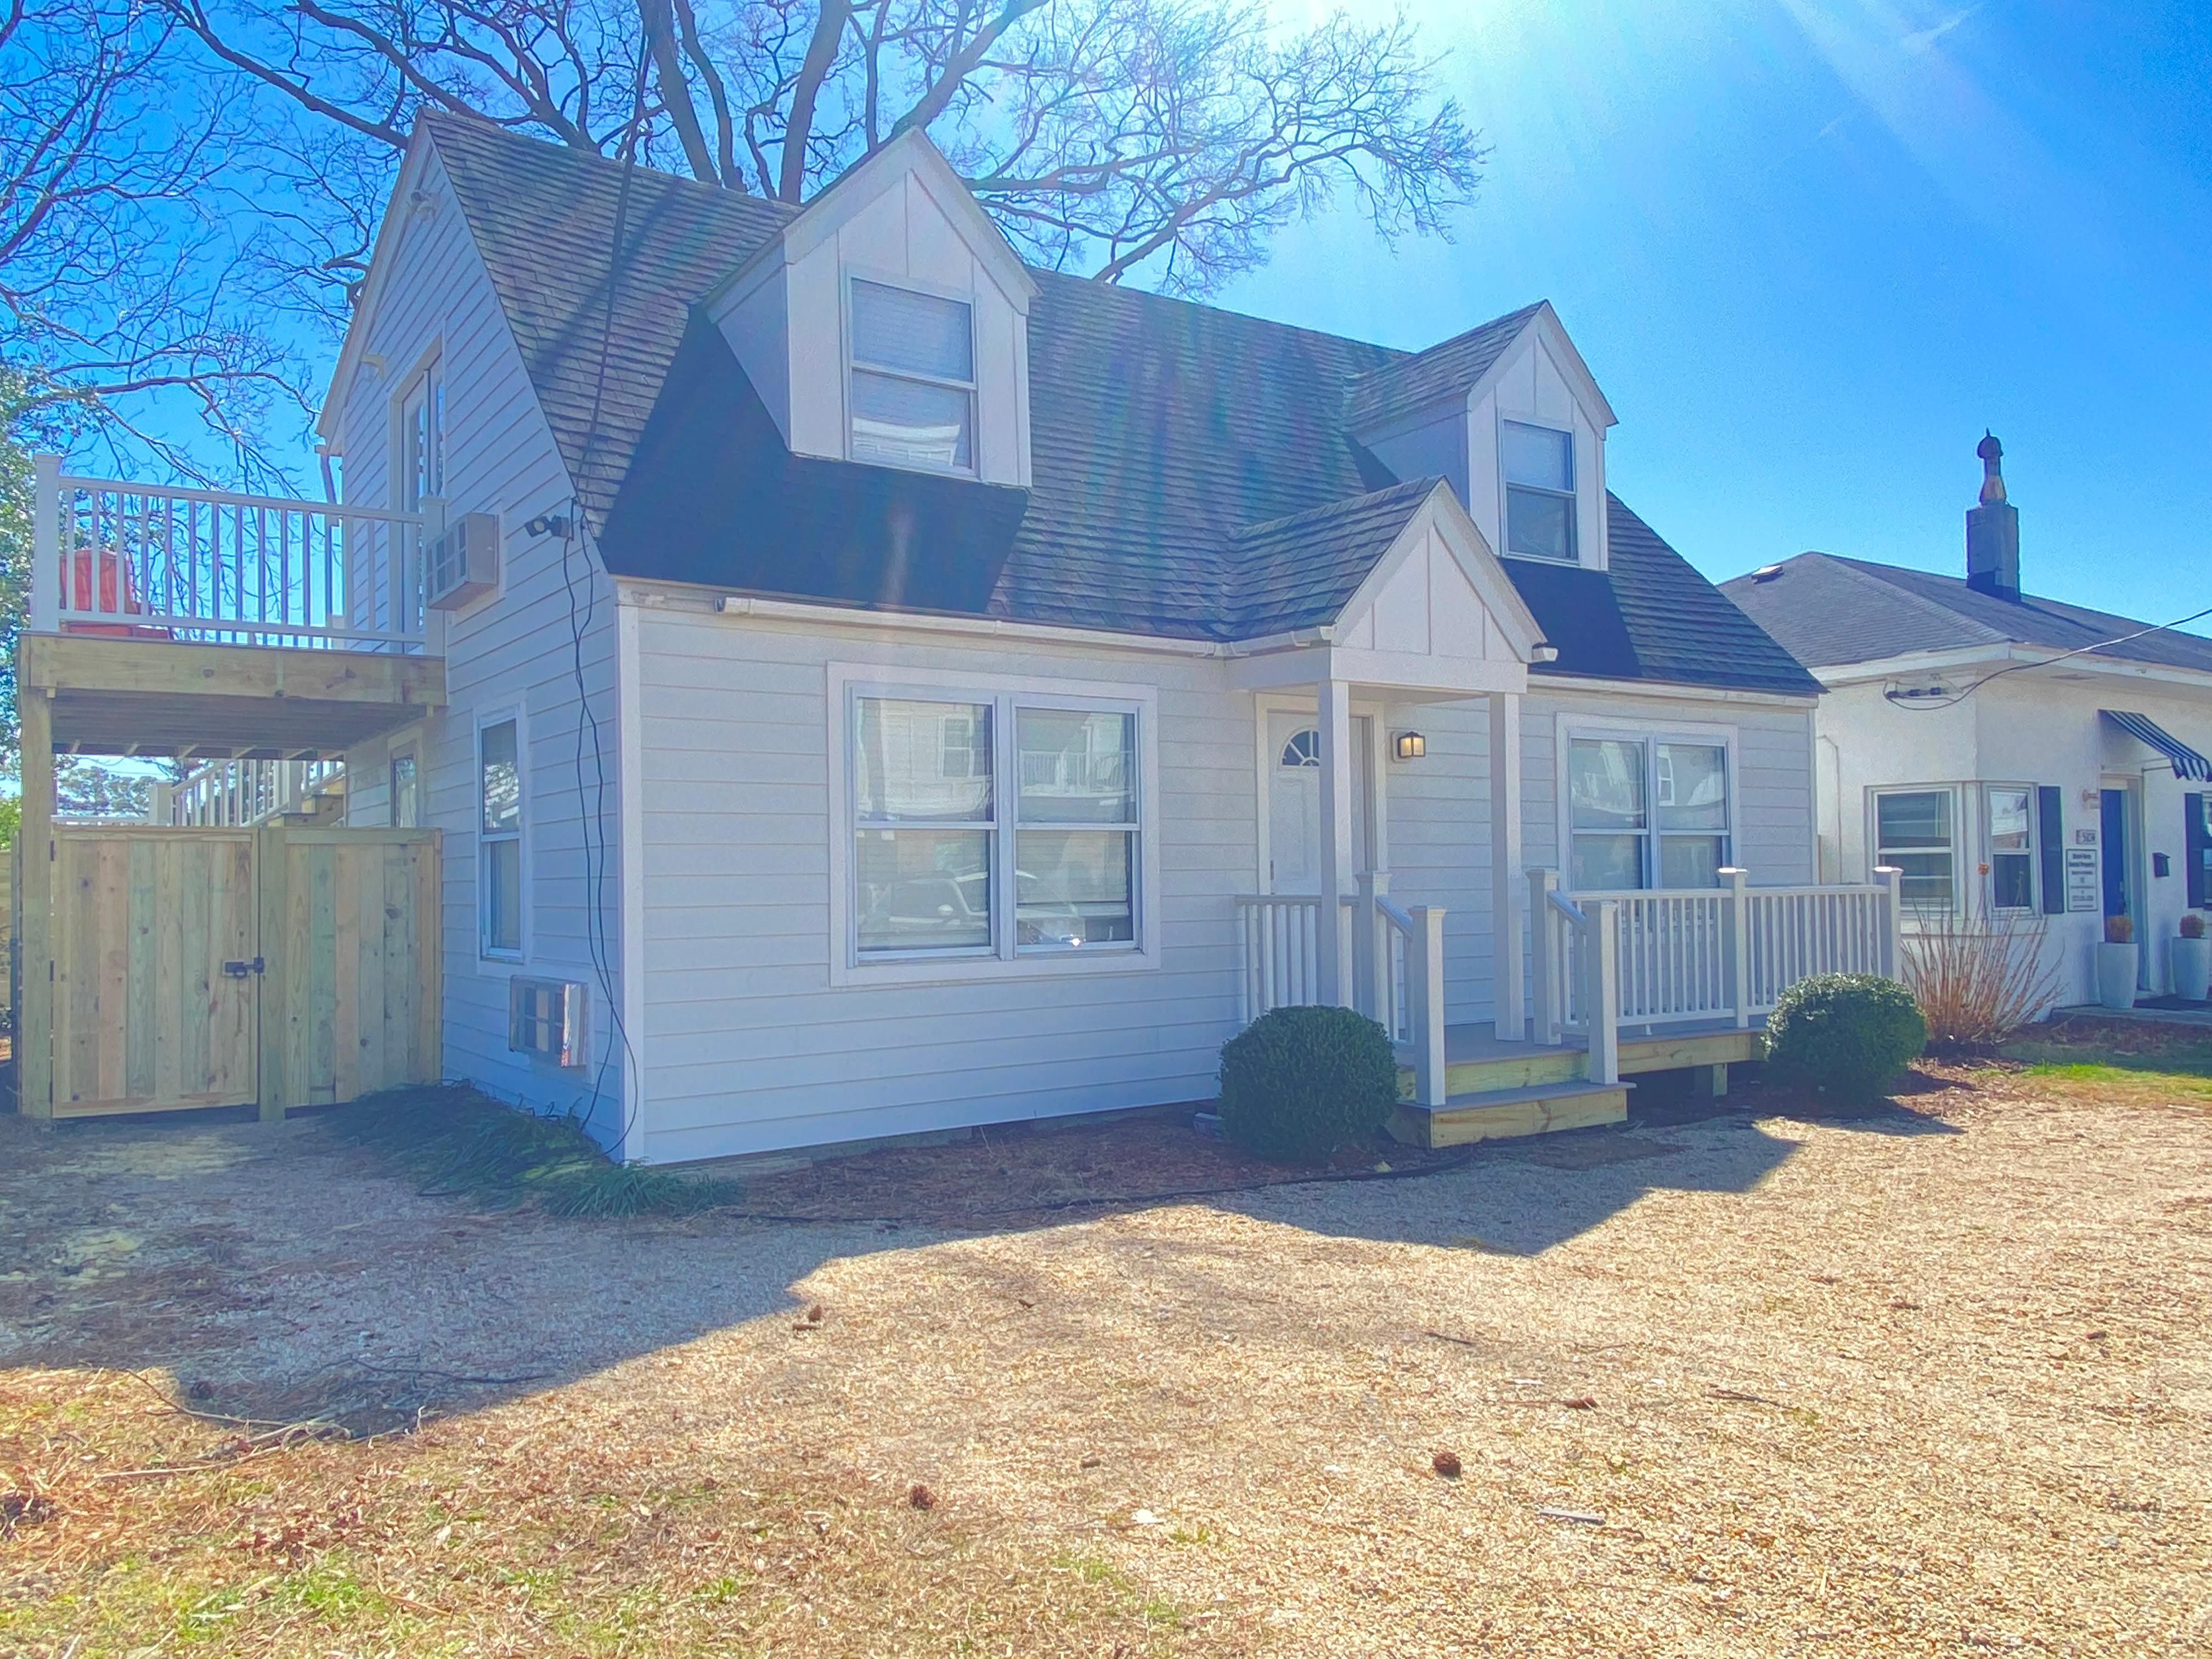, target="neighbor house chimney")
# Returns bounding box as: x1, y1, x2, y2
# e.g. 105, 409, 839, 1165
1965, 431, 2020, 601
